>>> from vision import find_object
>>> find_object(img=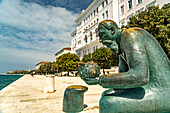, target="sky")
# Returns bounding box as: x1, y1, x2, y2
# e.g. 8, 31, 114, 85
0, 0, 93, 73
